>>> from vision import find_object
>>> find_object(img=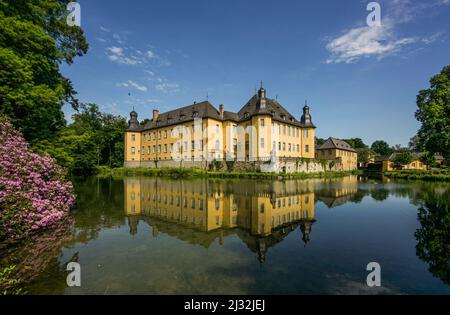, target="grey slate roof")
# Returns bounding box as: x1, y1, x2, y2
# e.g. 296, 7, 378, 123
237, 94, 315, 128
317, 138, 356, 152
126, 88, 315, 131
